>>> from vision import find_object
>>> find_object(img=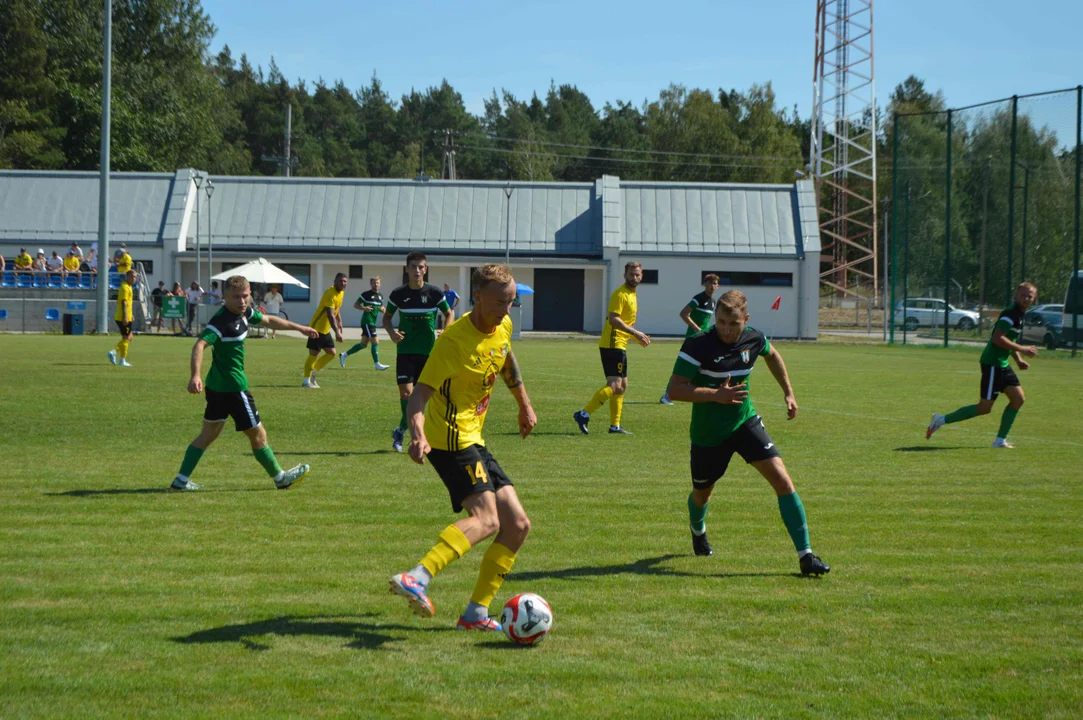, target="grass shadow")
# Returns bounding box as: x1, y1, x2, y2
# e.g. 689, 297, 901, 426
173, 614, 452, 651
275, 450, 393, 456
46, 487, 271, 497
894, 446, 971, 452
491, 431, 581, 437
510, 555, 800, 582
